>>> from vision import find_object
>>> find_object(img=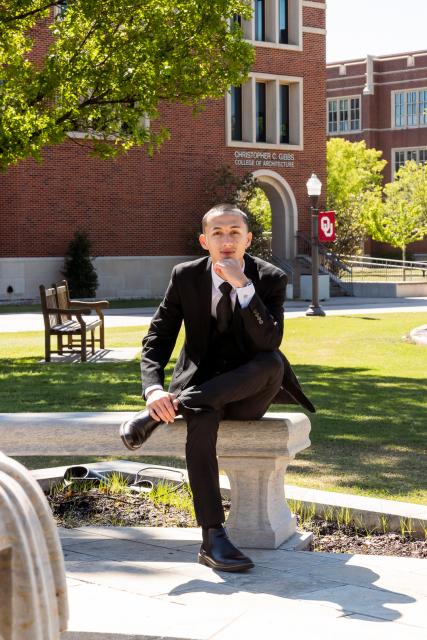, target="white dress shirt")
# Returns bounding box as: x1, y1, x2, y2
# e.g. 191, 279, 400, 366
145, 264, 255, 398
